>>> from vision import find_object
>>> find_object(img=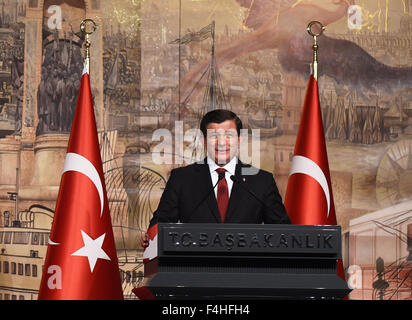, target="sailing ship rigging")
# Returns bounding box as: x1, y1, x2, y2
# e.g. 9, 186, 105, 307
172, 21, 231, 162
